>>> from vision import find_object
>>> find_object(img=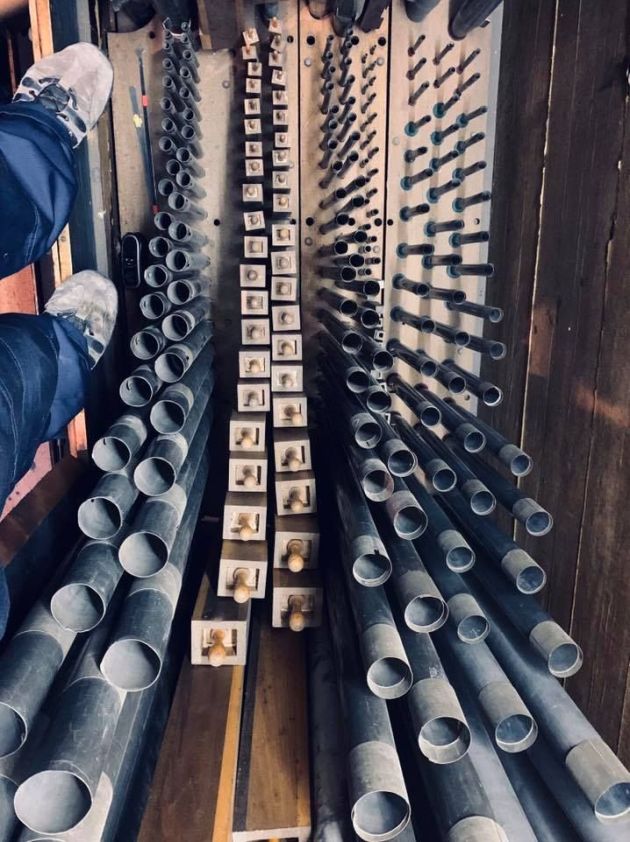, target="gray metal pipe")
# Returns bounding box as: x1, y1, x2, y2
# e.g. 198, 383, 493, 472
175, 170, 206, 198
92, 411, 148, 472
442, 358, 503, 406
119, 363, 163, 408
318, 309, 364, 354
165, 247, 209, 274
447, 299, 504, 323
139, 291, 172, 320
373, 419, 417, 478
440, 489, 547, 594
77, 467, 138, 541
319, 332, 370, 393
161, 299, 209, 341
357, 333, 394, 374
166, 277, 206, 305
0, 602, 75, 760
144, 264, 173, 288
150, 350, 213, 434
130, 325, 167, 361
154, 321, 212, 384
340, 437, 394, 503
387, 338, 439, 378
318, 286, 359, 317
320, 371, 382, 450
382, 476, 428, 540
168, 219, 207, 247
474, 594, 630, 824
391, 413, 457, 492
415, 385, 486, 452
167, 191, 207, 219
387, 373, 441, 428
